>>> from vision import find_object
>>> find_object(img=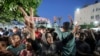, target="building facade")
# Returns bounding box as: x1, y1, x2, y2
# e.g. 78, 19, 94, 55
74, 2, 100, 25
32, 17, 52, 28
